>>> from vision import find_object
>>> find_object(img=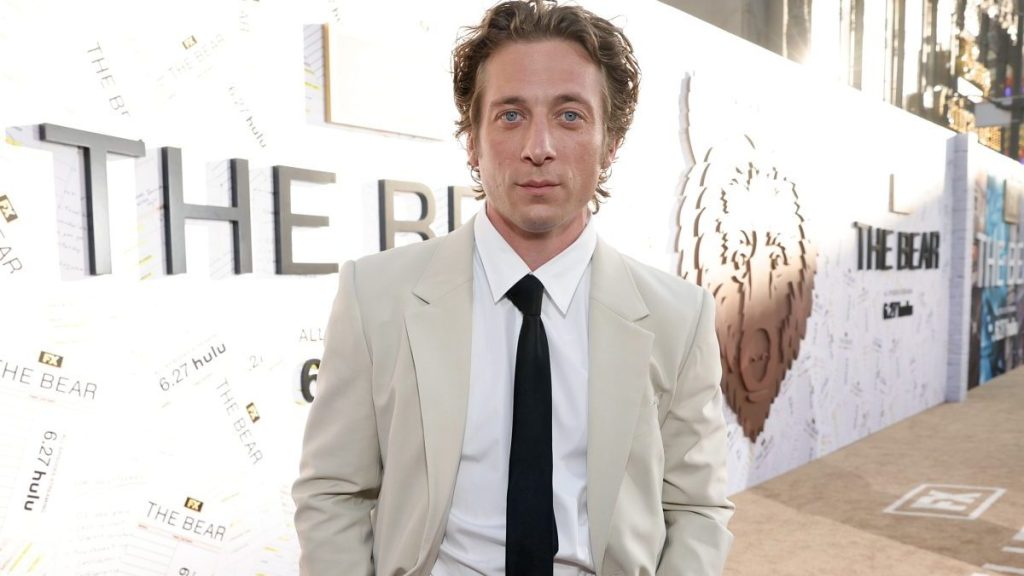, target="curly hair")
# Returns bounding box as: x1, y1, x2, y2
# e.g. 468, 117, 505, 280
452, 0, 641, 207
